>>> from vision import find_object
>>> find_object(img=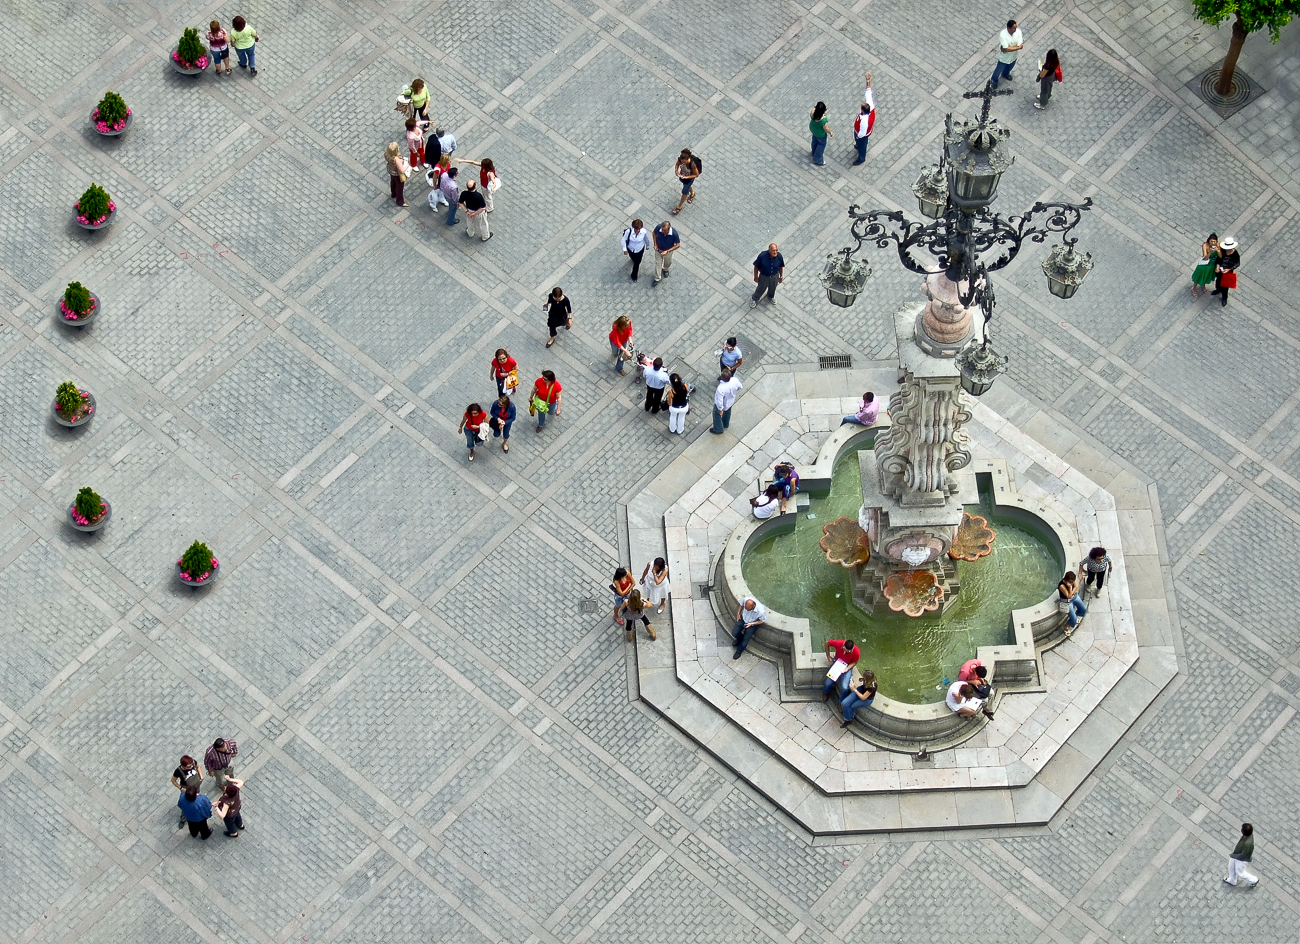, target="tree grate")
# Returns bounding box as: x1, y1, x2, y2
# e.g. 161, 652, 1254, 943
819, 354, 853, 370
